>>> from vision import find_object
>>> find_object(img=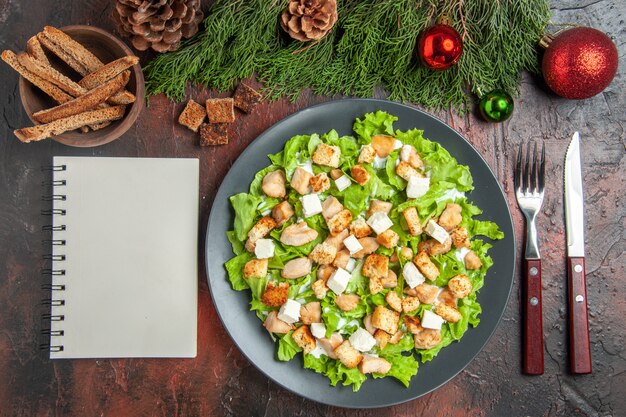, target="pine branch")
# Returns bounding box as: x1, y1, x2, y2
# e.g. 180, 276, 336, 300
143, 0, 551, 112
